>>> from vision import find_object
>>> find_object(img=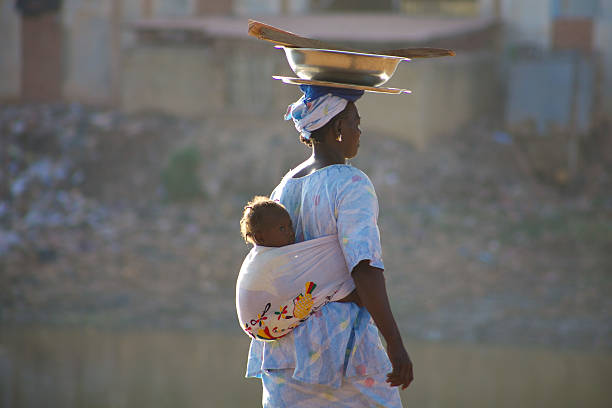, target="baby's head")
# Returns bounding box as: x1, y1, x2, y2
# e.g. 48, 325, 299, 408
240, 196, 295, 247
